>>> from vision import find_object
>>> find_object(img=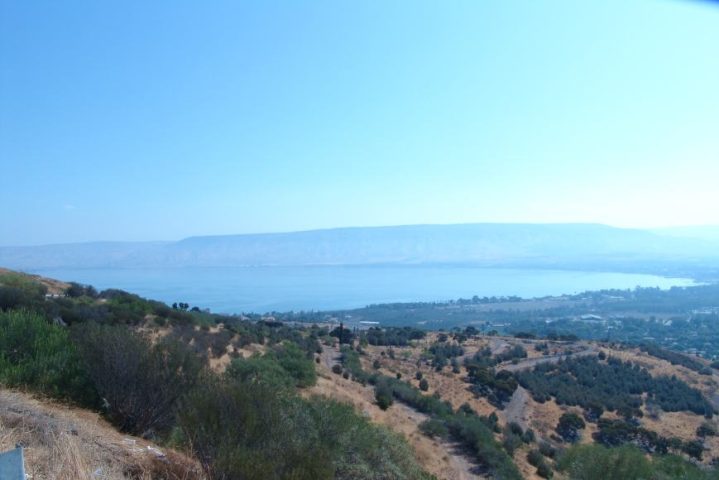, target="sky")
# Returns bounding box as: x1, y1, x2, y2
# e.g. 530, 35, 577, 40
1, 0, 718, 246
